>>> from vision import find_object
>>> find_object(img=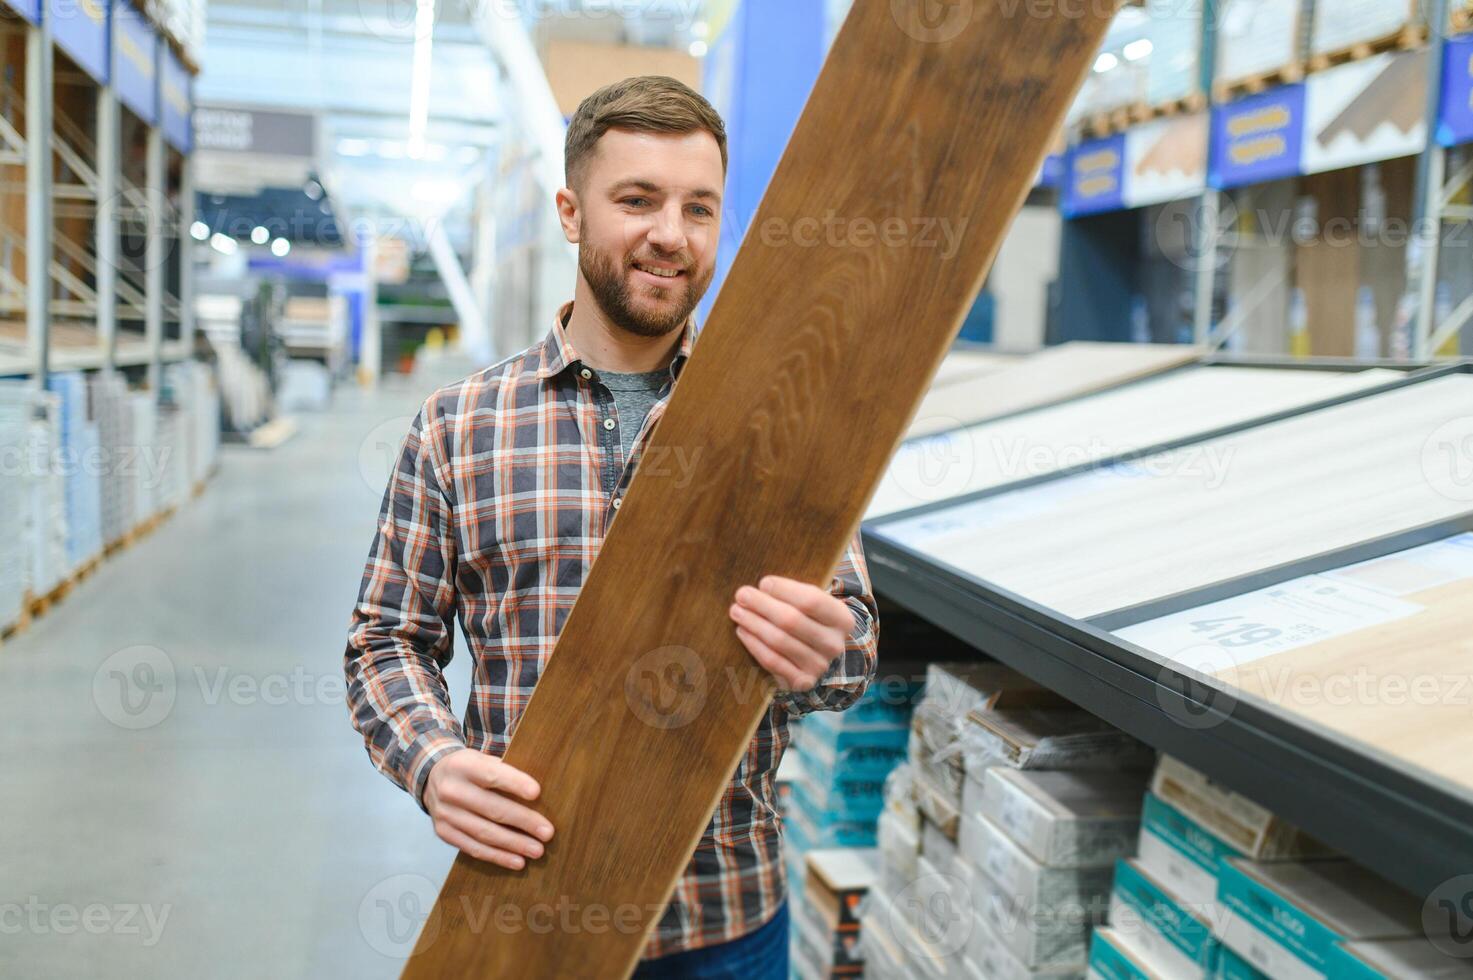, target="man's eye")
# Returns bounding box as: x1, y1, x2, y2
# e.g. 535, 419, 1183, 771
690, 206, 713, 218
623, 197, 650, 207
